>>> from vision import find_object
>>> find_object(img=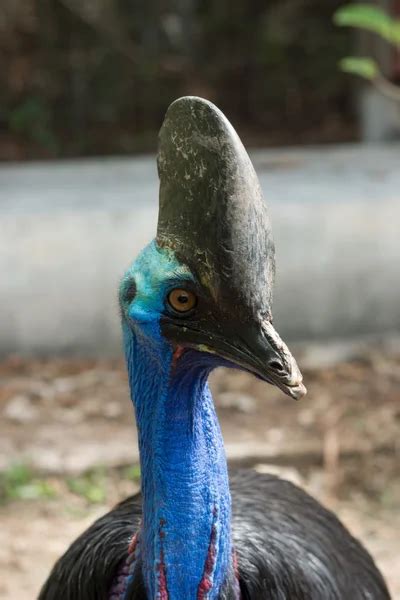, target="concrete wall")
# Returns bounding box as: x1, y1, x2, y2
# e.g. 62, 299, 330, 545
1, 144, 399, 356
360, 89, 400, 142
